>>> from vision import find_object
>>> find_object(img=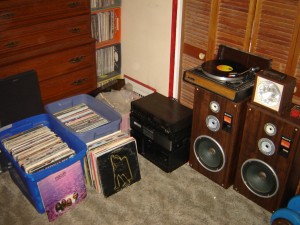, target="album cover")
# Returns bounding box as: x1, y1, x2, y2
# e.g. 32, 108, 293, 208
85, 130, 129, 190
96, 137, 141, 197
37, 161, 87, 222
